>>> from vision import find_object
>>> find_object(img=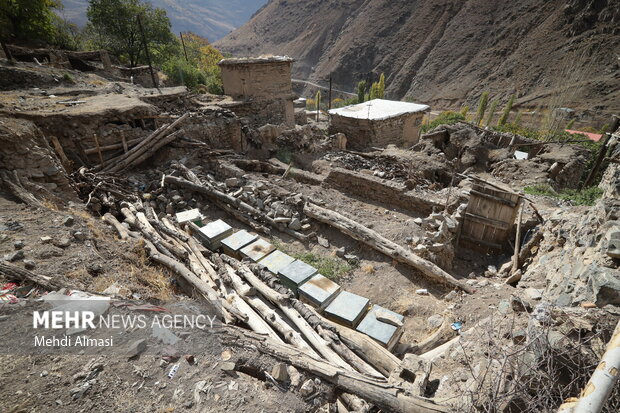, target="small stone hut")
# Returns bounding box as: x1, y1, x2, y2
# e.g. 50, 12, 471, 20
328, 99, 430, 149
218, 56, 295, 126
